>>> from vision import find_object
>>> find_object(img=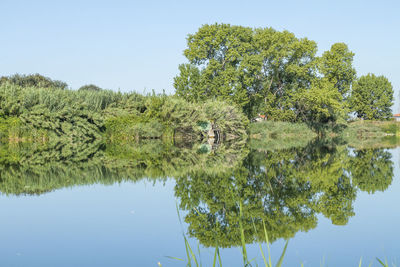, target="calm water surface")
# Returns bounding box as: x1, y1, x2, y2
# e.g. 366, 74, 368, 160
0, 141, 399, 266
